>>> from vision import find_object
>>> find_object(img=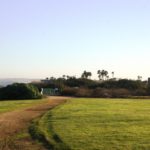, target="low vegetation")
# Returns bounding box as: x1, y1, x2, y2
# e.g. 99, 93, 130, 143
0, 83, 42, 100
33, 76, 149, 98
31, 98, 150, 150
